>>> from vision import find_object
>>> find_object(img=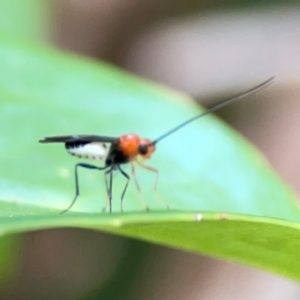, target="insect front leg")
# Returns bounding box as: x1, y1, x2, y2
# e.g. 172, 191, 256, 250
135, 160, 169, 210
130, 162, 149, 211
